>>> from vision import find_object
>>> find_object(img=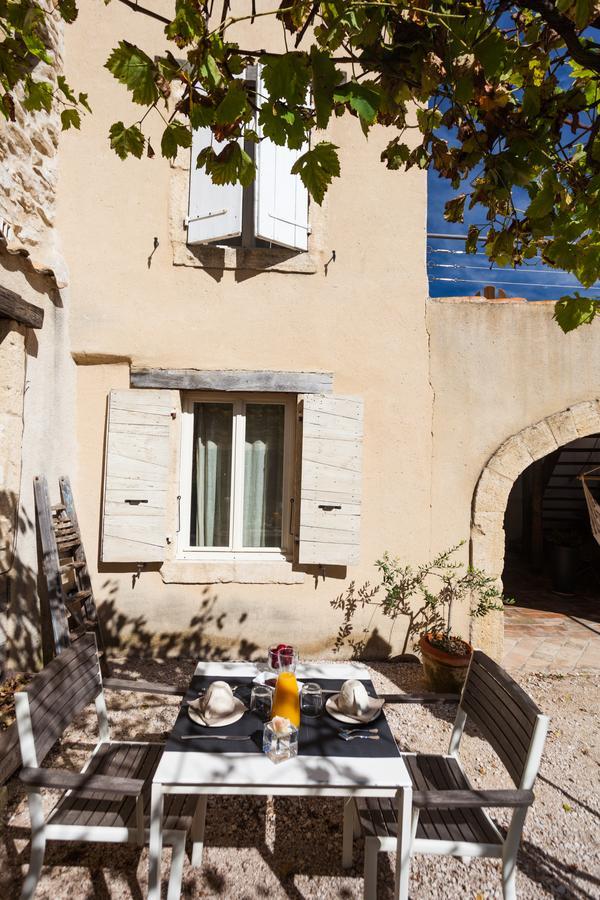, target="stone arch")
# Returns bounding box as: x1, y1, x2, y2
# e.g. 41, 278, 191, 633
470, 400, 600, 658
